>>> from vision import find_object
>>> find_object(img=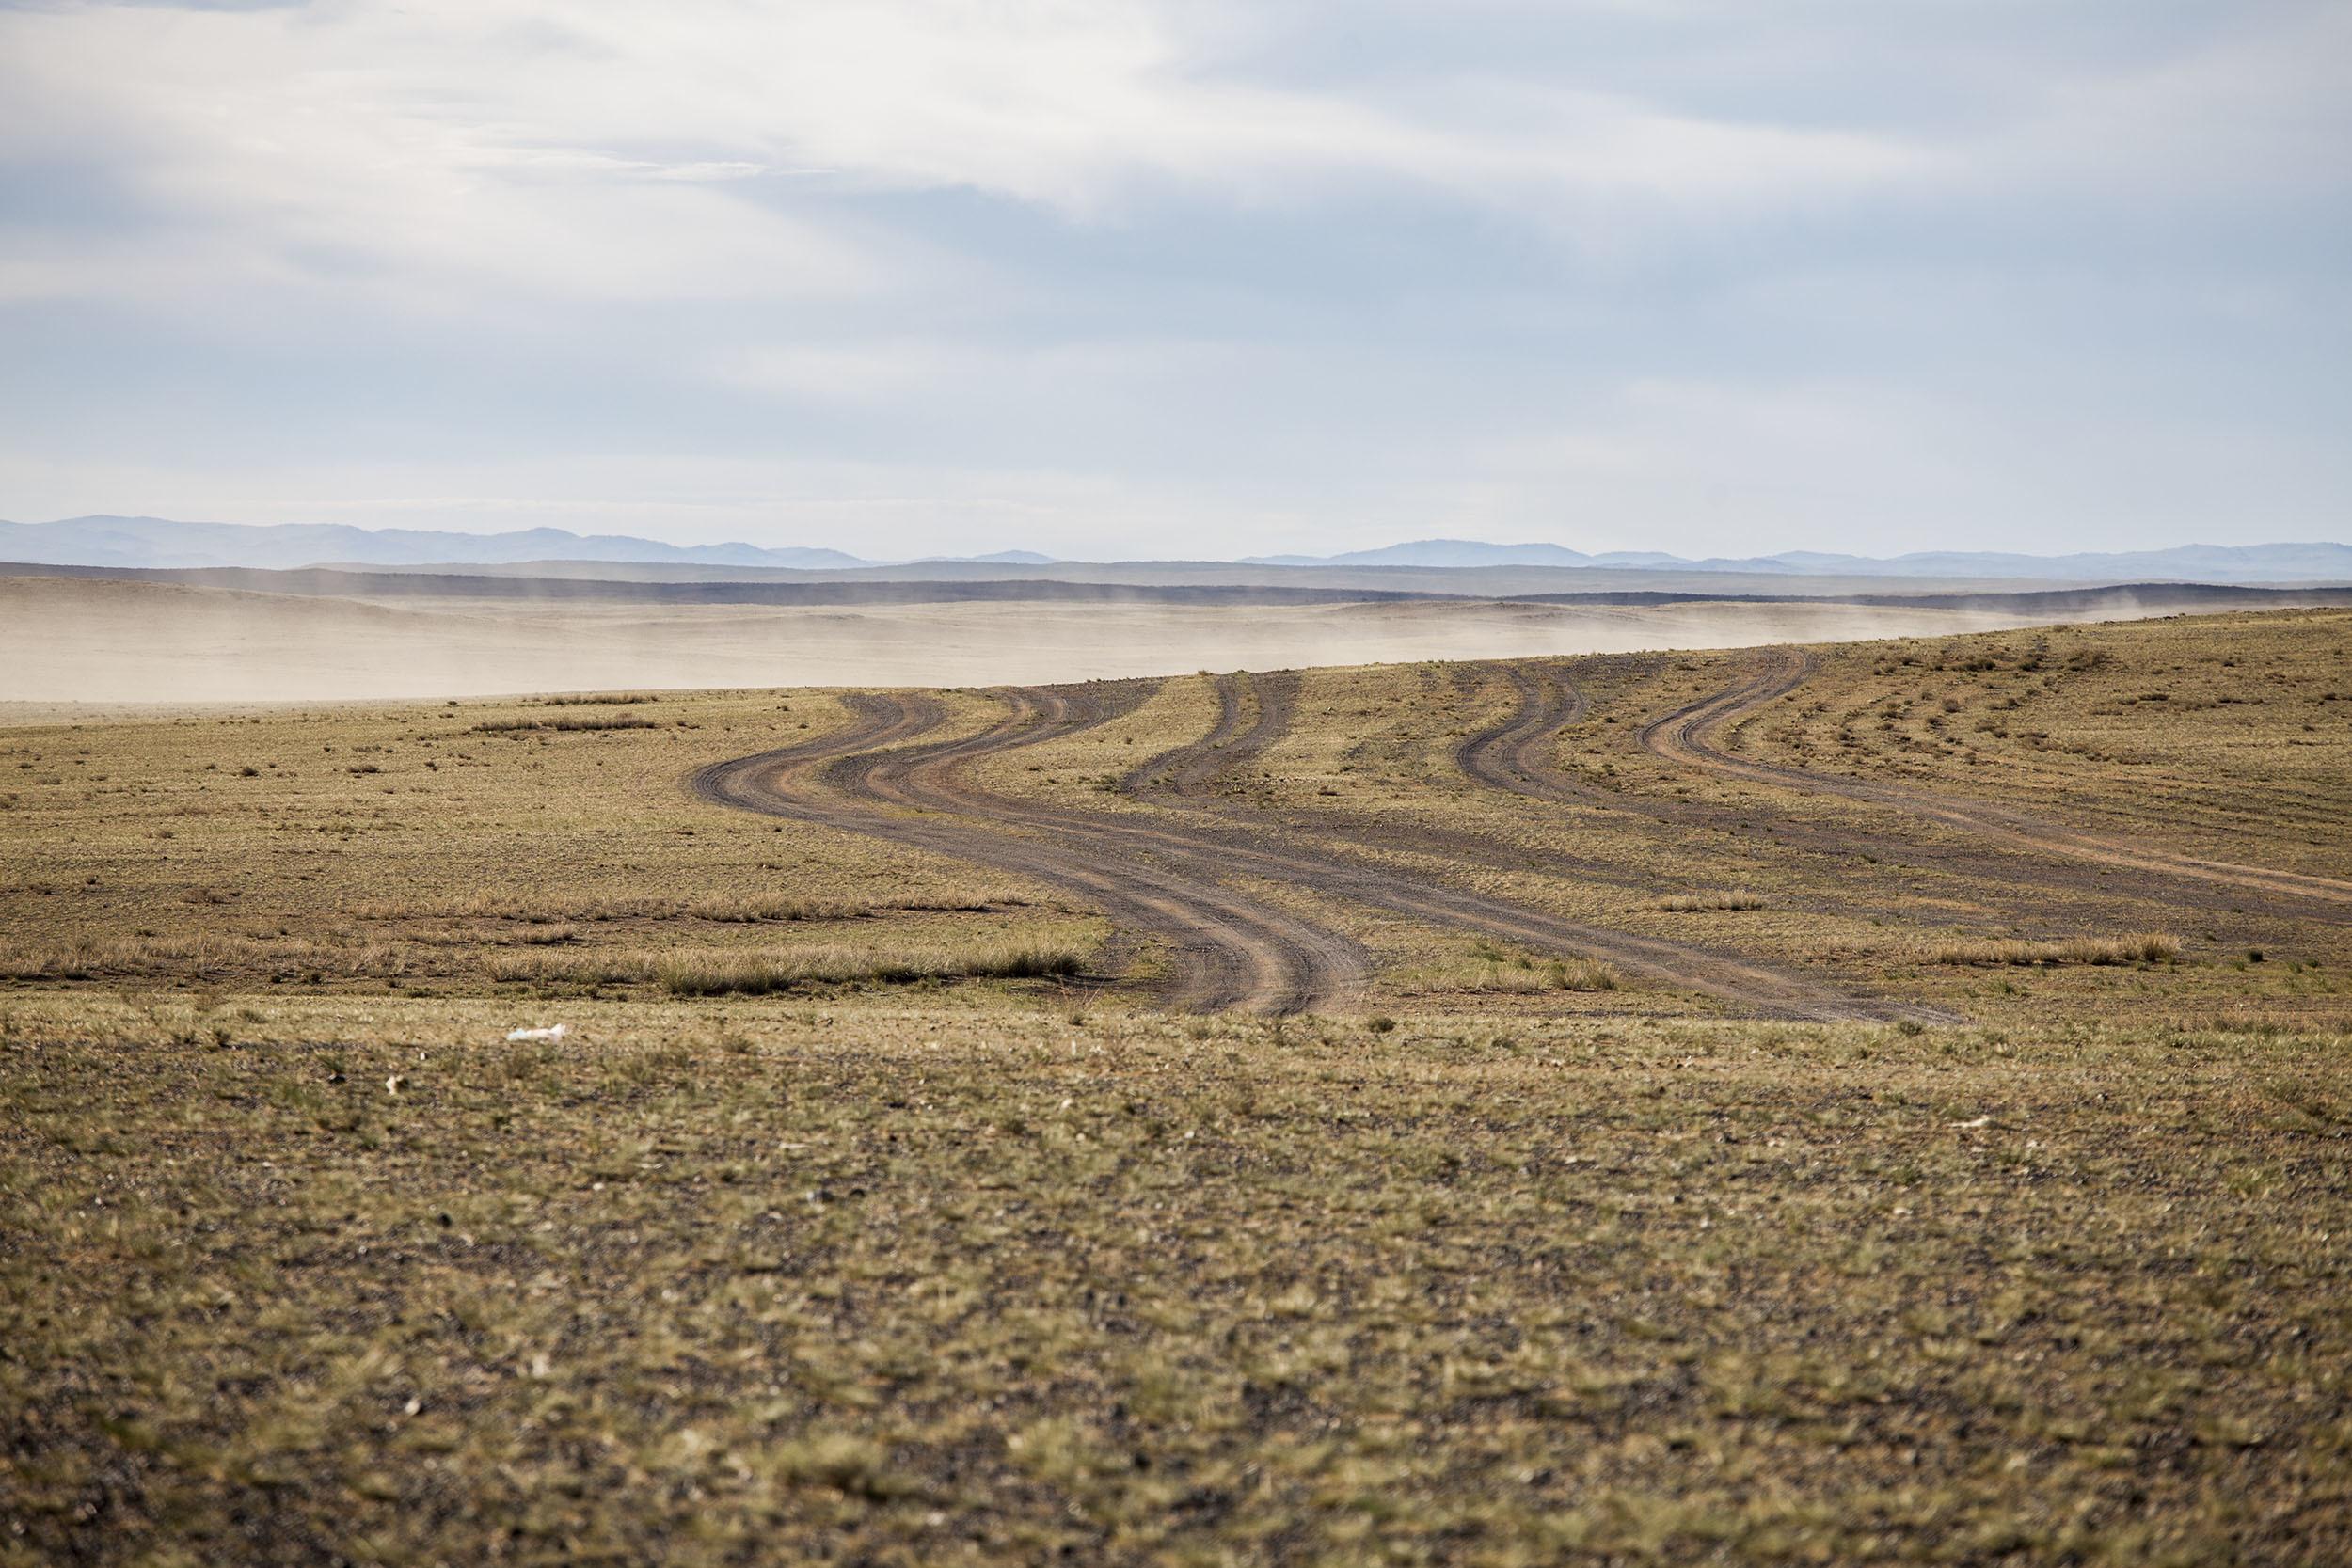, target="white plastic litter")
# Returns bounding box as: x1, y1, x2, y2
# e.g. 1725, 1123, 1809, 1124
505, 1024, 569, 1043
